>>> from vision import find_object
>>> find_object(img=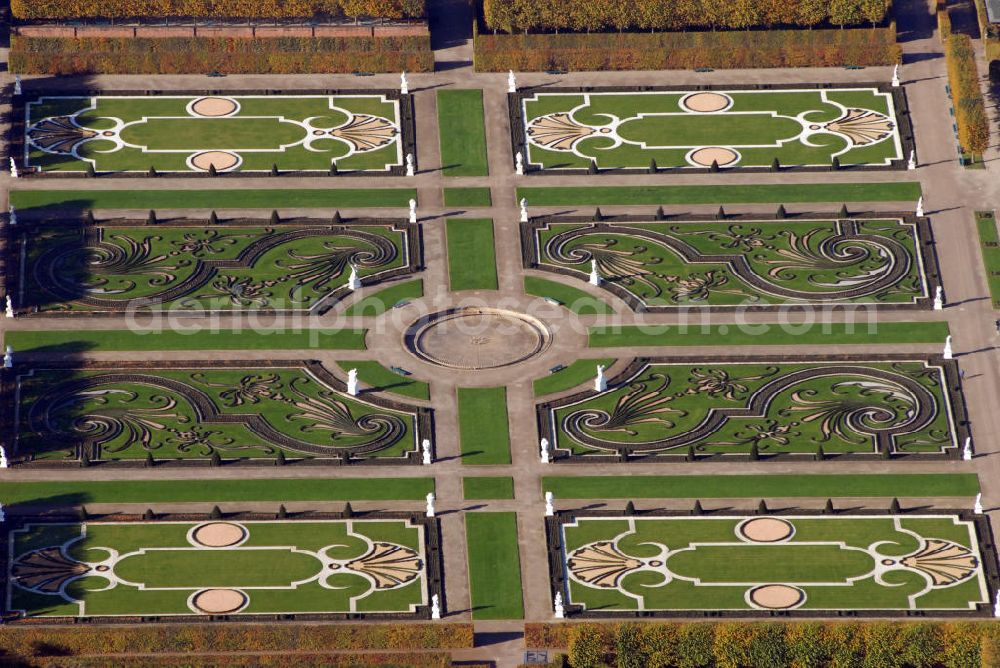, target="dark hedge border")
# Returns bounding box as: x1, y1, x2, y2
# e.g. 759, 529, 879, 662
520, 211, 940, 313
545, 507, 998, 619
1, 509, 444, 624
9, 87, 417, 178
3, 359, 435, 468
536, 354, 970, 463
508, 82, 915, 175
5, 214, 423, 317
